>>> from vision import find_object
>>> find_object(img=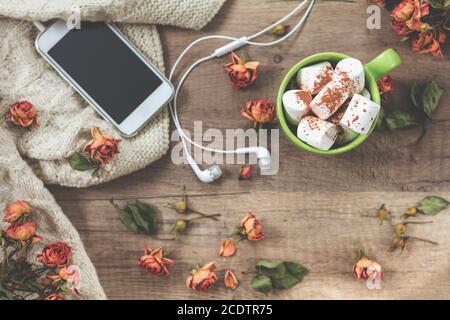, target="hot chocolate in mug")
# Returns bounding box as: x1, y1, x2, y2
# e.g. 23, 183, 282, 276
277, 48, 402, 155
